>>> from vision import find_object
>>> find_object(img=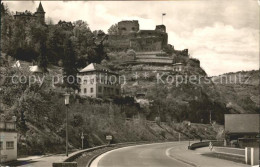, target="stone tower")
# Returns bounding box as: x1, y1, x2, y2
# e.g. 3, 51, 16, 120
155, 25, 166, 33
118, 20, 139, 35
34, 2, 45, 24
